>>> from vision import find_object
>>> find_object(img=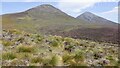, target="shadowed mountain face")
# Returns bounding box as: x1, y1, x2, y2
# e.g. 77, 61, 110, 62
2, 4, 119, 44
